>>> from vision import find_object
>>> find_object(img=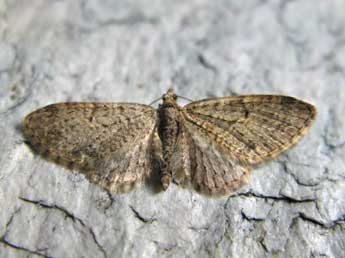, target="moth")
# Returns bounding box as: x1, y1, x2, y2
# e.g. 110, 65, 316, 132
23, 89, 316, 195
